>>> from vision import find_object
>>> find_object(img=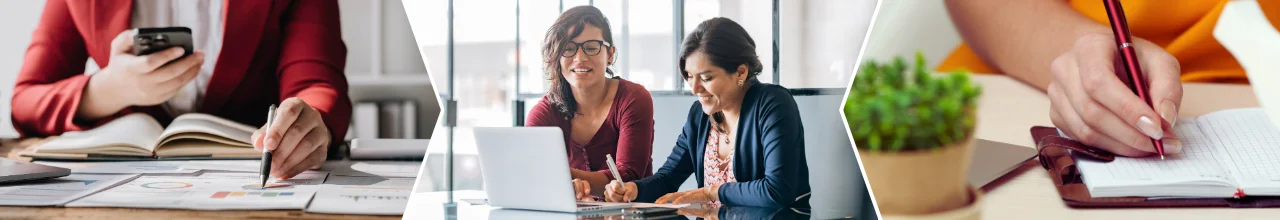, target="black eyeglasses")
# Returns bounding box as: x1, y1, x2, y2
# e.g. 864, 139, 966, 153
561, 40, 611, 58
